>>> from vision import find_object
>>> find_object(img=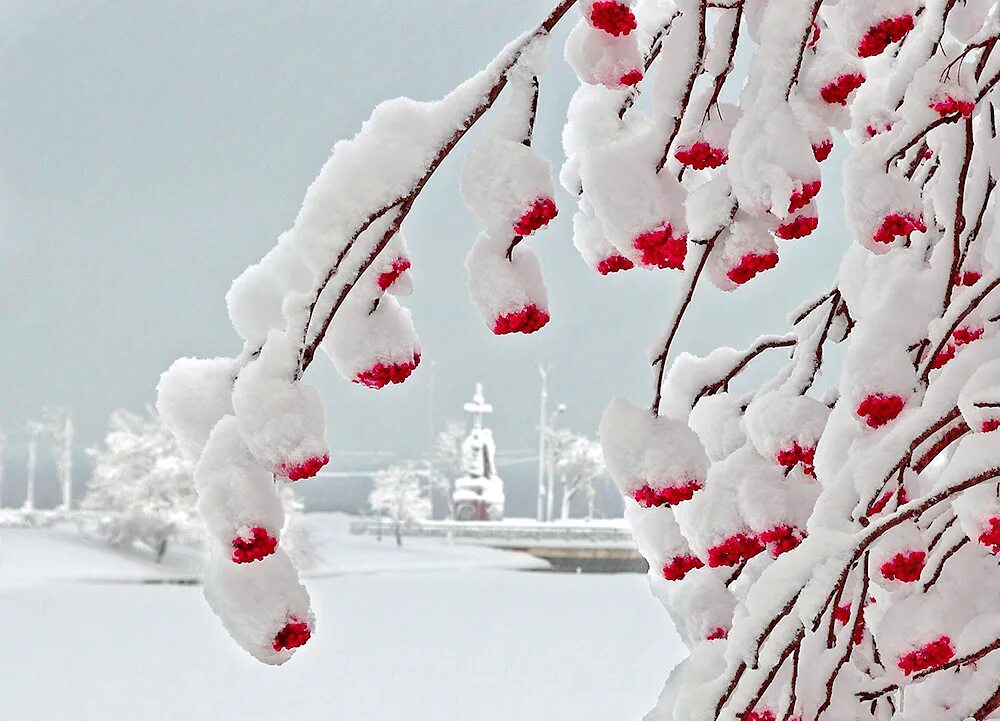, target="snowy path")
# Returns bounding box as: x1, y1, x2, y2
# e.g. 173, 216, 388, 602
3, 569, 683, 721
